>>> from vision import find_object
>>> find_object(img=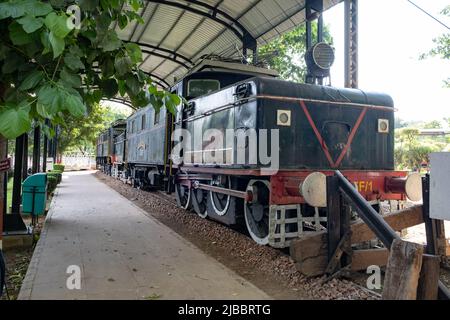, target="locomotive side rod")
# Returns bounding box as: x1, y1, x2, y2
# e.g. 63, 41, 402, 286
194, 182, 252, 202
